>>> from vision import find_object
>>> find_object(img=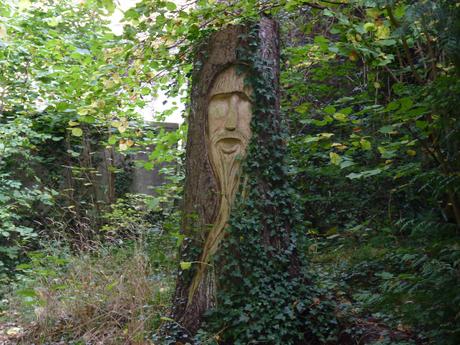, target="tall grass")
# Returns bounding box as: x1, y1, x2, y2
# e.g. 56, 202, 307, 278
7, 241, 173, 345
